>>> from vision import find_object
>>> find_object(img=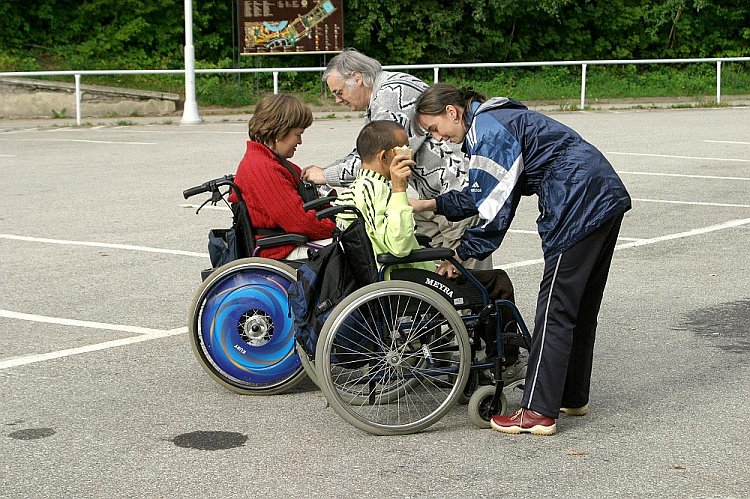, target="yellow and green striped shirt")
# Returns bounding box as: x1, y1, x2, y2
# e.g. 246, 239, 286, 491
335, 169, 434, 277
